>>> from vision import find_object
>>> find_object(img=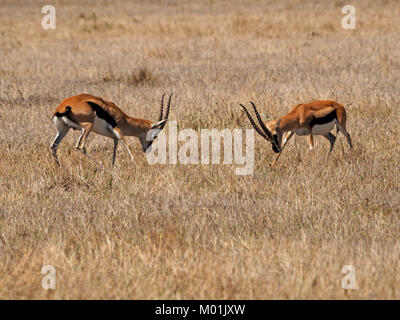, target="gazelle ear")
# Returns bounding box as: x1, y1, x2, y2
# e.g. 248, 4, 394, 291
151, 119, 167, 129
276, 118, 281, 128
